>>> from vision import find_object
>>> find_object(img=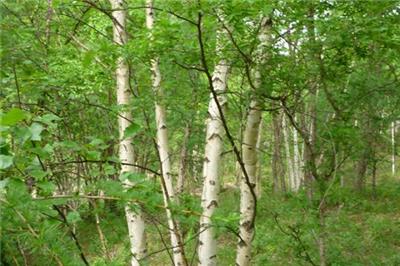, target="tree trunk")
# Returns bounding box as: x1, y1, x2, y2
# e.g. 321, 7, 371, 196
355, 149, 369, 191
235, 16, 271, 266
177, 122, 191, 194
109, 1, 146, 265
236, 100, 262, 266
303, 5, 320, 201
292, 115, 302, 191
282, 114, 295, 191
318, 202, 327, 266
146, 2, 187, 265
198, 29, 229, 266
272, 111, 285, 193
372, 155, 377, 199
